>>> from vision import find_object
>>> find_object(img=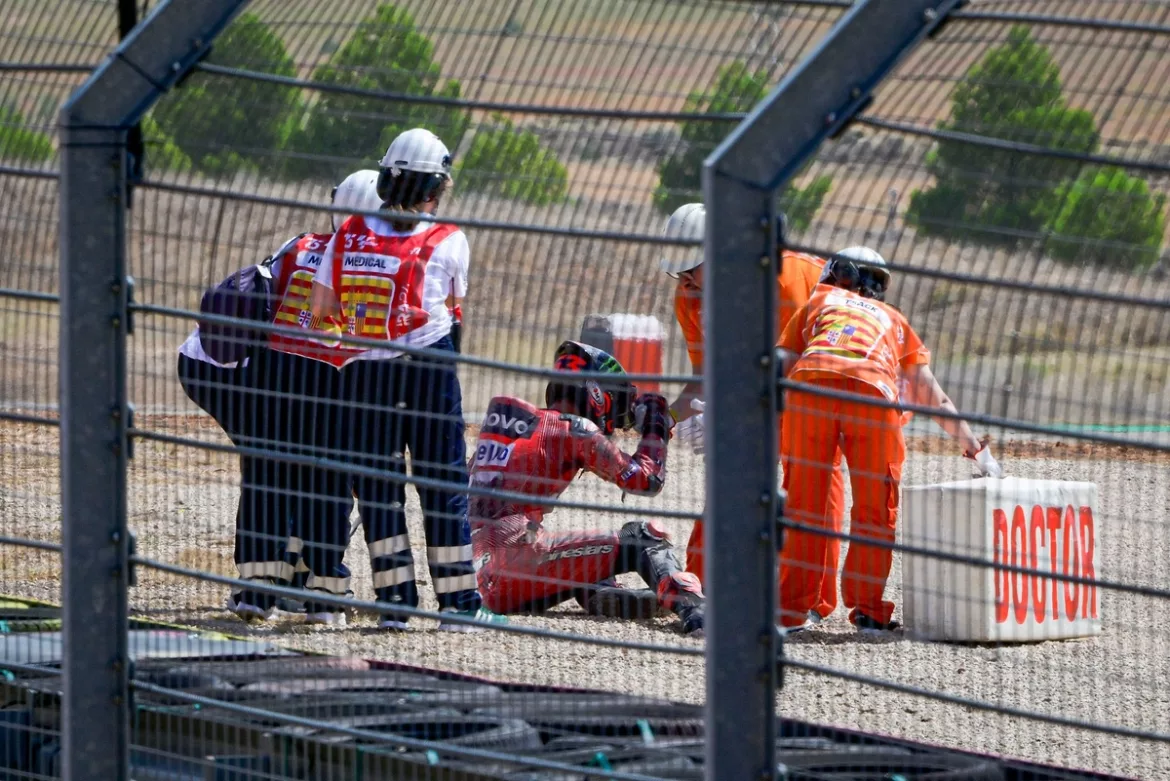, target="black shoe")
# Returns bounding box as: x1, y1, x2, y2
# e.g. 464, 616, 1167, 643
679, 604, 705, 636
230, 582, 278, 617
850, 612, 901, 634
584, 585, 659, 619
277, 587, 352, 615
225, 593, 273, 623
